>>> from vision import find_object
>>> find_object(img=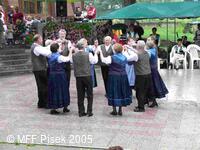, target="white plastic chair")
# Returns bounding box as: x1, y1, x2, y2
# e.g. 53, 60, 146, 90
157, 58, 168, 70
186, 44, 200, 70
169, 45, 187, 69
